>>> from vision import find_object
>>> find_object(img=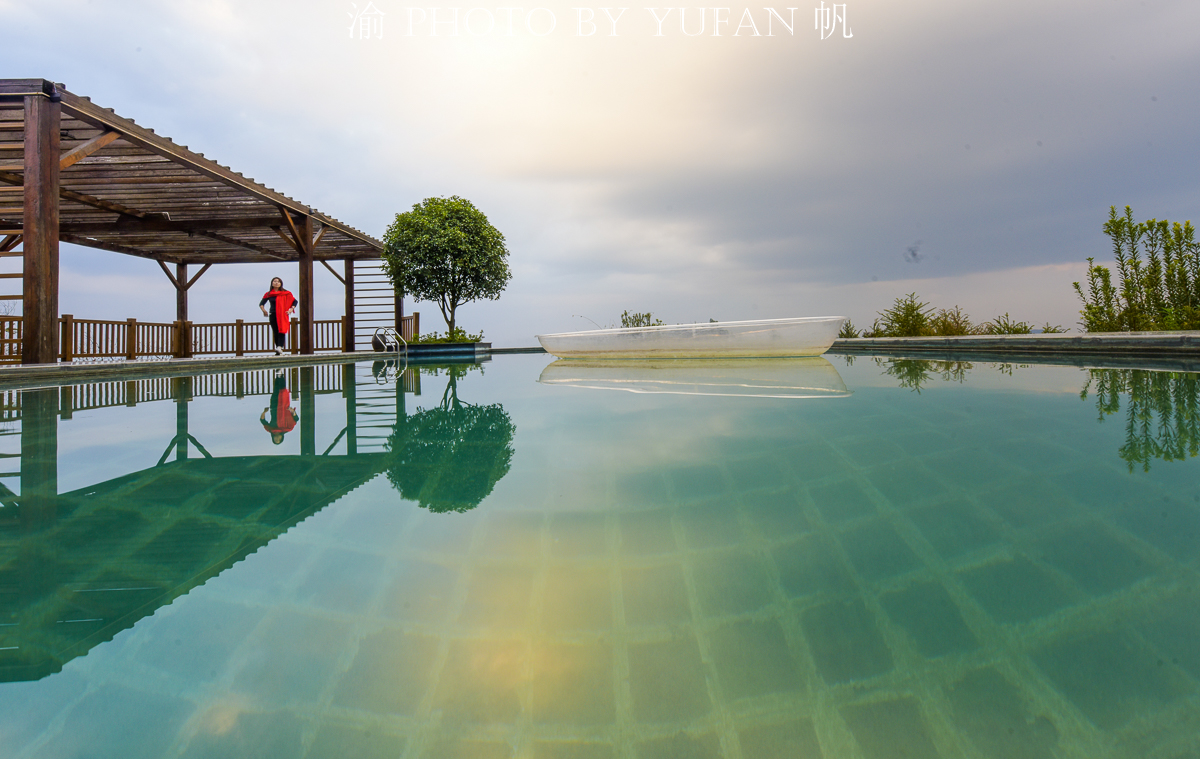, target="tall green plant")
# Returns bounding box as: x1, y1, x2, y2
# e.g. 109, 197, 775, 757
621, 311, 664, 328
874, 293, 934, 337
979, 313, 1034, 335
929, 306, 977, 336
1073, 206, 1200, 332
